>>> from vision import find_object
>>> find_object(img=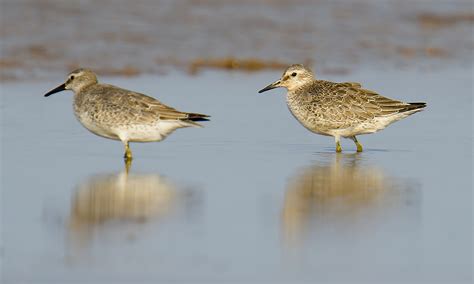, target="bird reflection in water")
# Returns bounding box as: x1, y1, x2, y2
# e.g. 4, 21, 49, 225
67, 161, 195, 251
282, 153, 420, 248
